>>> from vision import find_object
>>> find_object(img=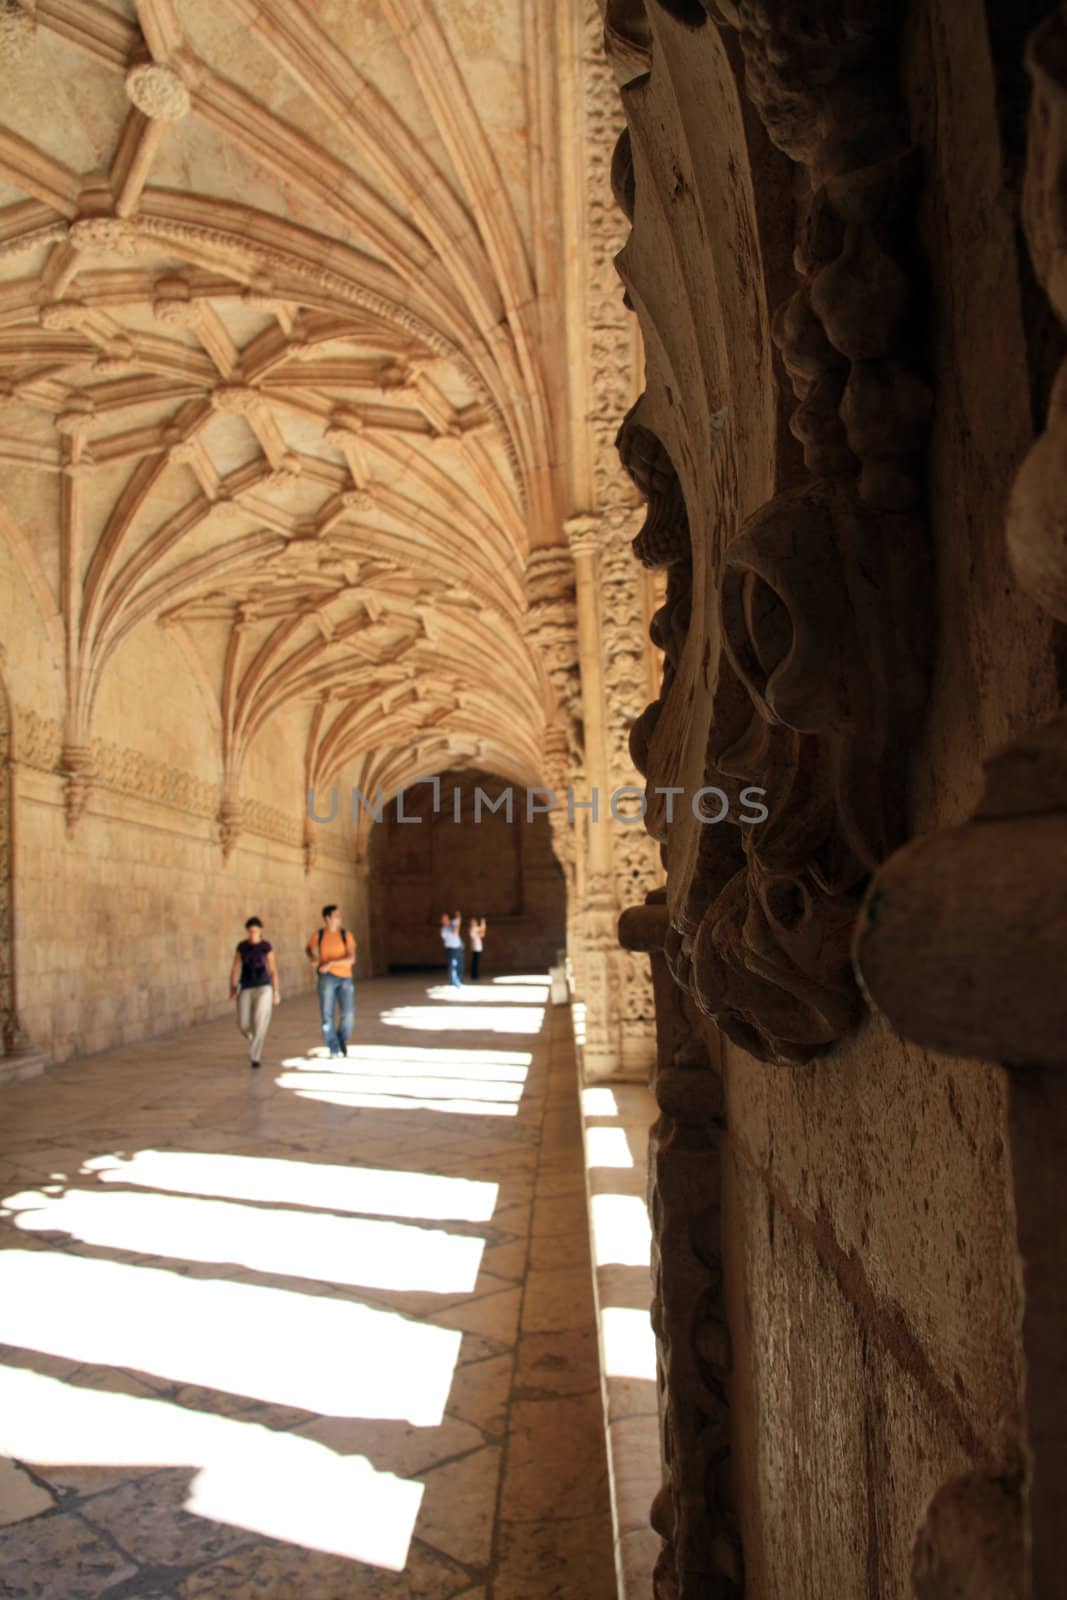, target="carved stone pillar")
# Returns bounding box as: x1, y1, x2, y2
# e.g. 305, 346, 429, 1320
600, 501, 660, 1073
621, 894, 742, 1600
567, 514, 625, 1080
524, 543, 585, 992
